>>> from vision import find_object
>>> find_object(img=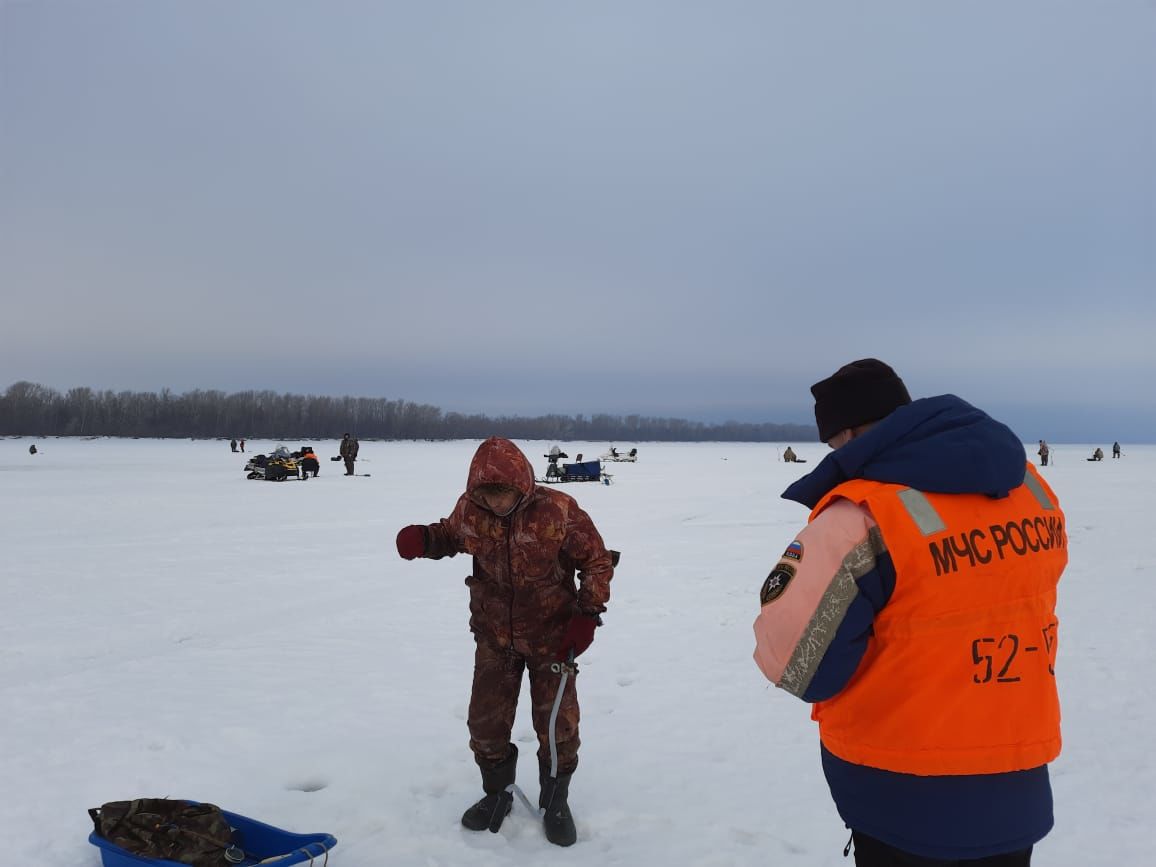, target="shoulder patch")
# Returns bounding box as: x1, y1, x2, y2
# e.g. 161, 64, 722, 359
782, 540, 804, 562
760, 562, 796, 605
